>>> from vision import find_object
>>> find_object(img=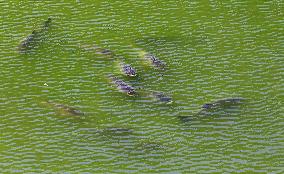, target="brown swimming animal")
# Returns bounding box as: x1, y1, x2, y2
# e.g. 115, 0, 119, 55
43, 101, 84, 116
